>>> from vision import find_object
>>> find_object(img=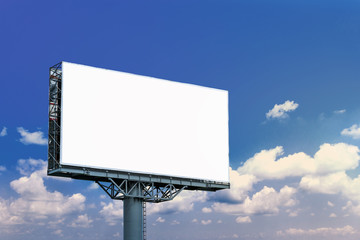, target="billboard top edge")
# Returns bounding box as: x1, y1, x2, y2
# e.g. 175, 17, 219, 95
61, 61, 228, 93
